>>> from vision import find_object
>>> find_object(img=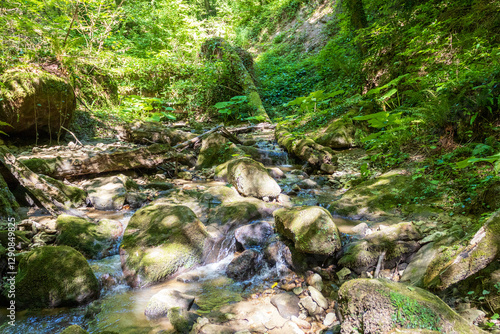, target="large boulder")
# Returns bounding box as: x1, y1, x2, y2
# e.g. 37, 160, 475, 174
313, 115, 356, 149
234, 221, 273, 249
227, 157, 281, 199
55, 214, 123, 259
0, 66, 75, 136
83, 175, 128, 210
423, 210, 500, 291
338, 278, 485, 334
274, 206, 341, 255
12, 245, 99, 309
196, 133, 243, 169
120, 203, 209, 287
